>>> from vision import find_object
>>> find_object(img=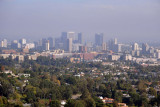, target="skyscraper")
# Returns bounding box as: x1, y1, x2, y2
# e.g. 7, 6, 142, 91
67, 32, 75, 40
67, 38, 72, 52
0, 40, 4, 47
95, 33, 103, 46
48, 37, 54, 50
108, 38, 118, 52
102, 42, 107, 51
78, 33, 82, 44
61, 32, 68, 50
61, 32, 67, 42
115, 44, 122, 53
19, 38, 26, 45
114, 38, 117, 45
0, 39, 7, 48
132, 43, 139, 51
142, 43, 149, 54
45, 40, 50, 51
11, 40, 21, 49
